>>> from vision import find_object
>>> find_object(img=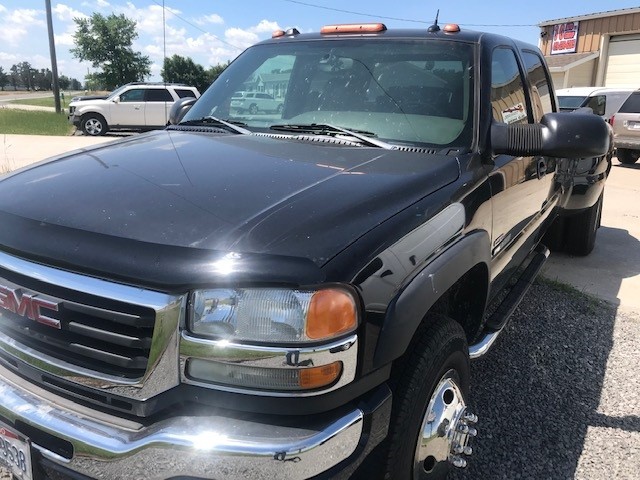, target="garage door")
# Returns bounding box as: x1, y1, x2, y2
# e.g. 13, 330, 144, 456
605, 35, 640, 87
